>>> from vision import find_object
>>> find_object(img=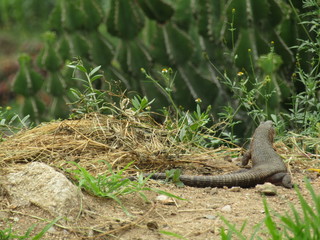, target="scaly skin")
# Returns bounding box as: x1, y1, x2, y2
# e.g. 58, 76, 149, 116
145, 121, 292, 188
